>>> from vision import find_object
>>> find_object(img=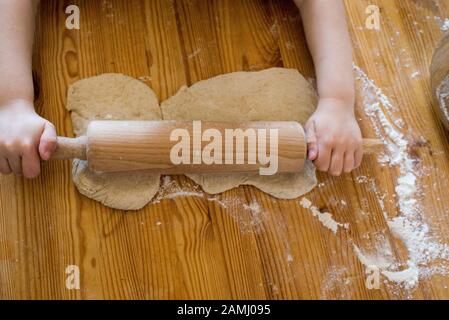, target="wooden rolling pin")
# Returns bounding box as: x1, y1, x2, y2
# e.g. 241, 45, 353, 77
52, 120, 383, 174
